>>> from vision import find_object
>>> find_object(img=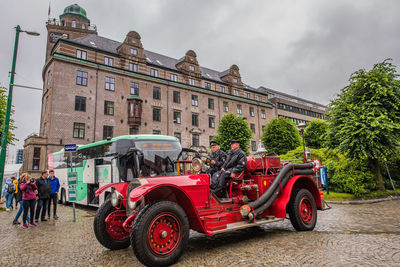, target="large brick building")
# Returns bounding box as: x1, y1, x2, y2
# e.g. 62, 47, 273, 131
22, 4, 326, 176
